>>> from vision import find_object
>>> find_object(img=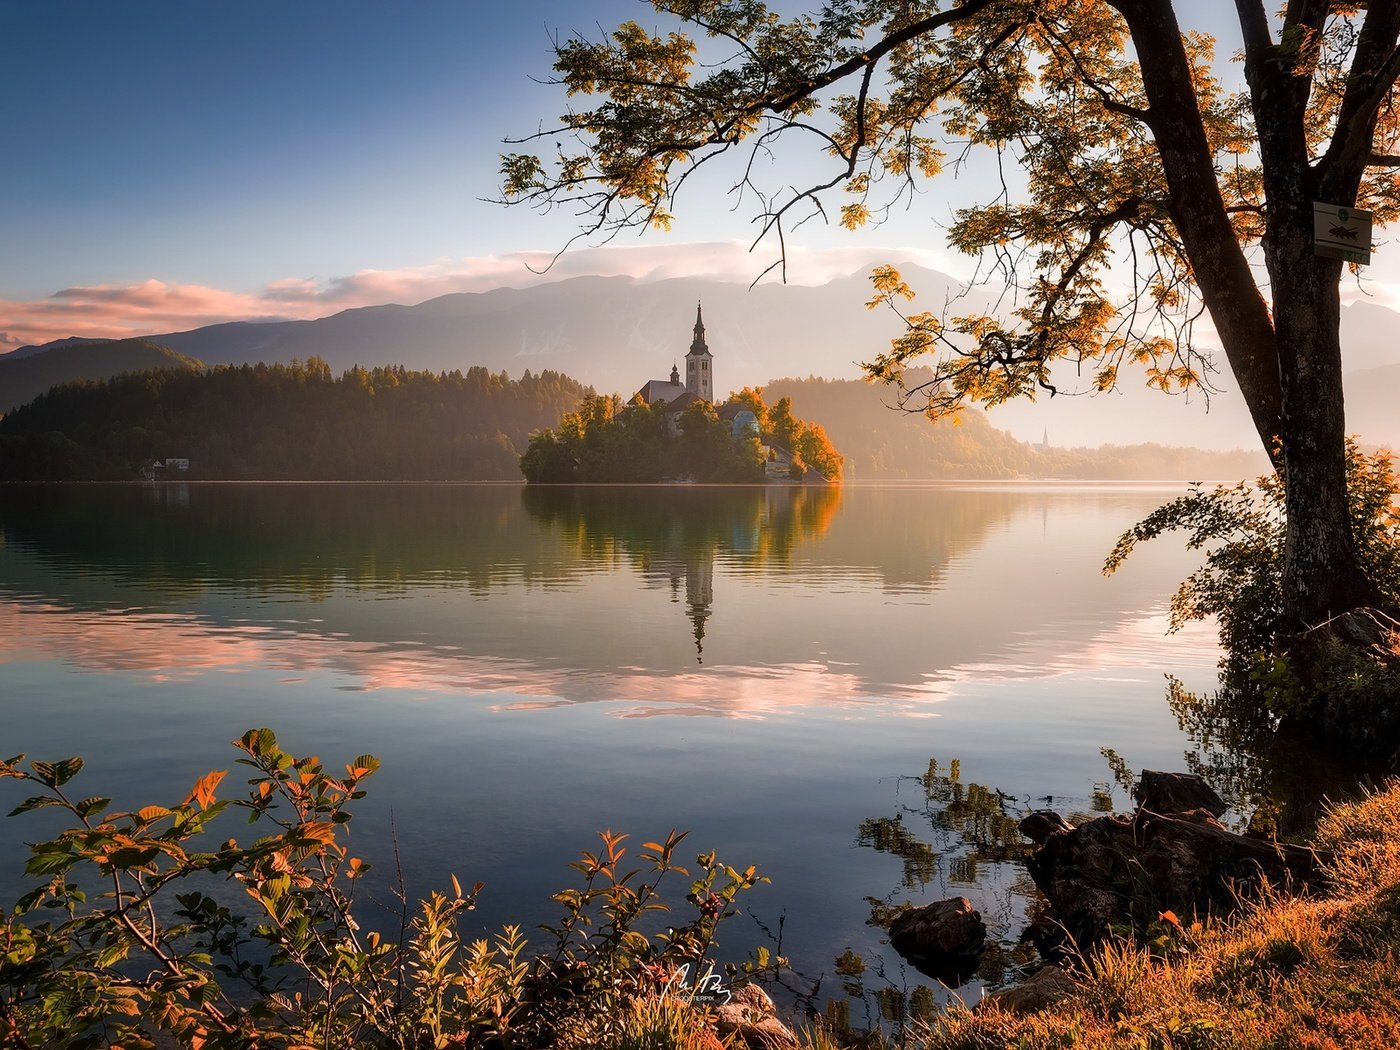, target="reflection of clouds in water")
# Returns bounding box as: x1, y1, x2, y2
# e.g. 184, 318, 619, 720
0, 591, 1216, 719
0, 597, 943, 718
929, 611, 1219, 688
